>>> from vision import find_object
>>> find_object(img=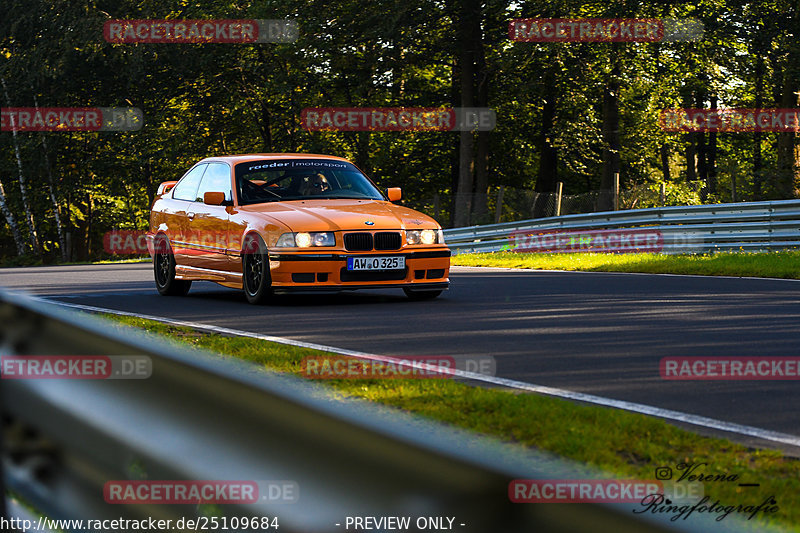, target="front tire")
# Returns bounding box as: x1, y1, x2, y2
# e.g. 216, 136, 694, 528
403, 288, 443, 301
242, 235, 273, 304
154, 237, 191, 296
